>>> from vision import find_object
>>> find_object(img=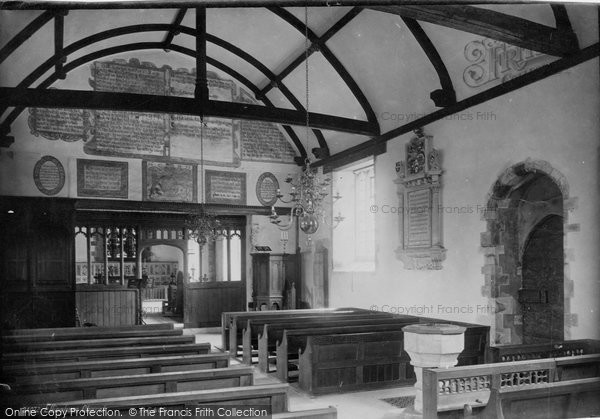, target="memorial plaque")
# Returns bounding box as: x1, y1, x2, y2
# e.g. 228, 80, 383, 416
238, 89, 296, 163
33, 156, 65, 196
91, 59, 167, 95
143, 161, 197, 203
77, 159, 128, 198
169, 69, 240, 166
27, 58, 295, 167
256, 172, 279, 206
406, 189, 431, 247
395, 131, 446, 270
28, 107, 91, 142
205, 170, 246, 205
